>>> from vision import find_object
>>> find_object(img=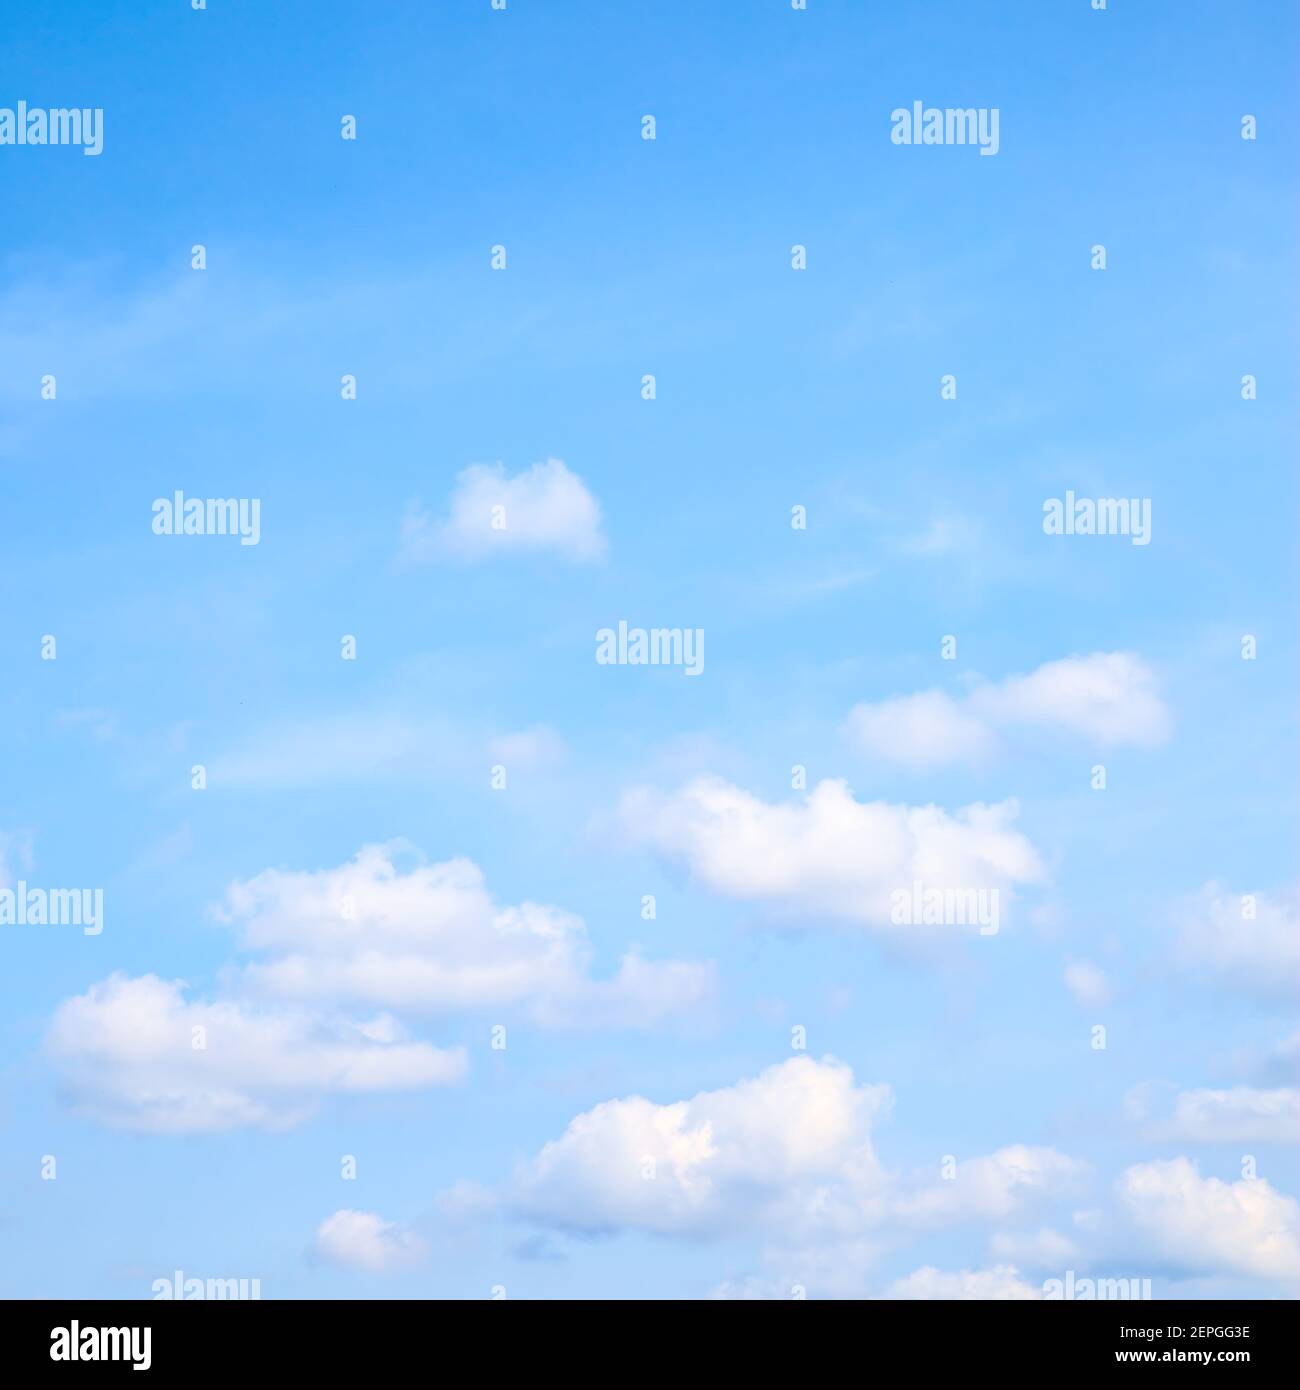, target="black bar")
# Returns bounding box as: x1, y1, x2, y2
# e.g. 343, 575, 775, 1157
2, 1298, 1289, 1375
